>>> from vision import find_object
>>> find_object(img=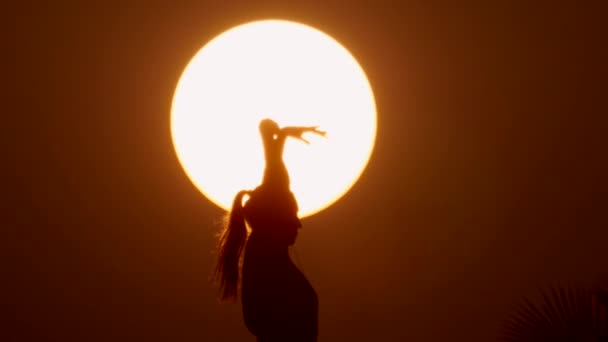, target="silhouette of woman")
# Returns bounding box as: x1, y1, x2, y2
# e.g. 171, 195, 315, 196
215, 119, 325, 342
